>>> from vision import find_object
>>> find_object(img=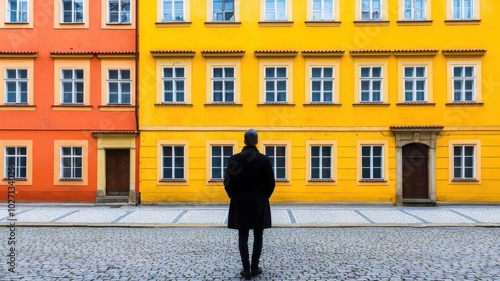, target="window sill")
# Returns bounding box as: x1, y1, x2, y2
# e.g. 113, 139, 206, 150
208, 179, 224, 183
258, 21, 293, 27
396, 20, 432, 26
159, 179, 187, 183
52, 104, 93, 111
4, 21, 29, 25
258, 102, 295, 106
155, 103, 193, 107
204, 102, 243, 107
58, 22, 86, 25
303, 102, 341, 107
305, 21, 341, 27
445, 102, 483, 106
352, 102, 390, 106
353, 20, 390, 27
444, 19, 481, 25
275, 179, 289, 183
155, 21, 192, 27
99, 104, 135, 111
204, 21, 241, 27
451, 178, 479, 182
59, 178, 83, 182
0, 104, 36, 110
359, 179, 387, 183
396, 102, 436, 106
105, 22, 132, 25
308, 179, 335, 183
3, 178, 27, 181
